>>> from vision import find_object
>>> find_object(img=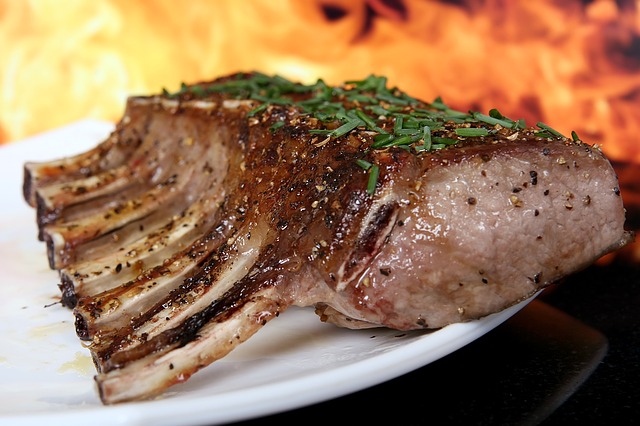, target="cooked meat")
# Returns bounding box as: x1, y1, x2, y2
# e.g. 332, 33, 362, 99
22, 72, 632, 404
